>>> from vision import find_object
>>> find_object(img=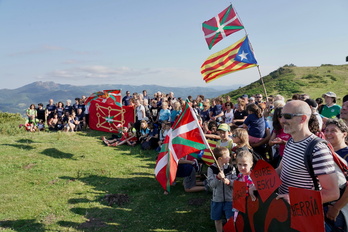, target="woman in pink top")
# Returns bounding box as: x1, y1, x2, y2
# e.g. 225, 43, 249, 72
268, 107, 290, 167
